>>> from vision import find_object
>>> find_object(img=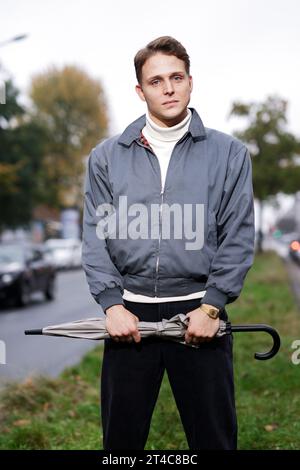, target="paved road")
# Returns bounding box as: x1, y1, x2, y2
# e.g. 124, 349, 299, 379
0, 269, 103, 387
285, 258, 300, 309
